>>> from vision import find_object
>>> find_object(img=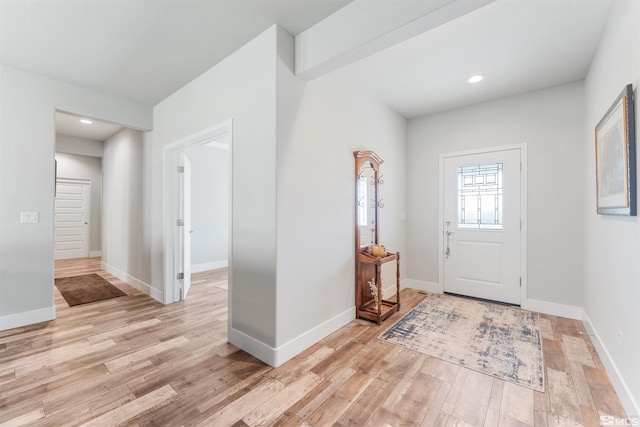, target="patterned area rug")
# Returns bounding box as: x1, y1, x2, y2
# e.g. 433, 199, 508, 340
55, 274, 126, 306
379, 293, 544, 391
